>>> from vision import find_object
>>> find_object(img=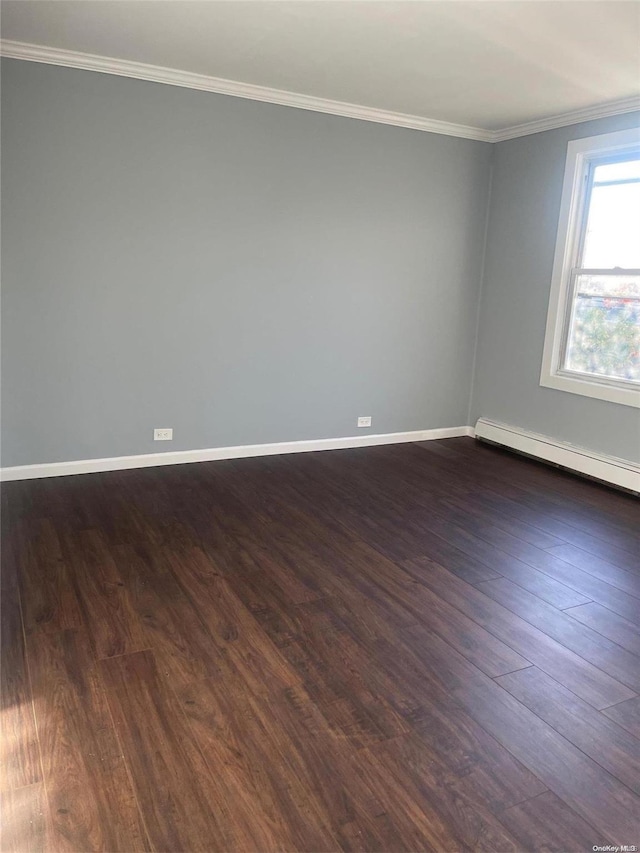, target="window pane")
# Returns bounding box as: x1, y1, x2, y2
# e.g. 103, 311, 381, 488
581, 179, 640, 268
564, 274, 640, 382
593, 159, 640, 183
